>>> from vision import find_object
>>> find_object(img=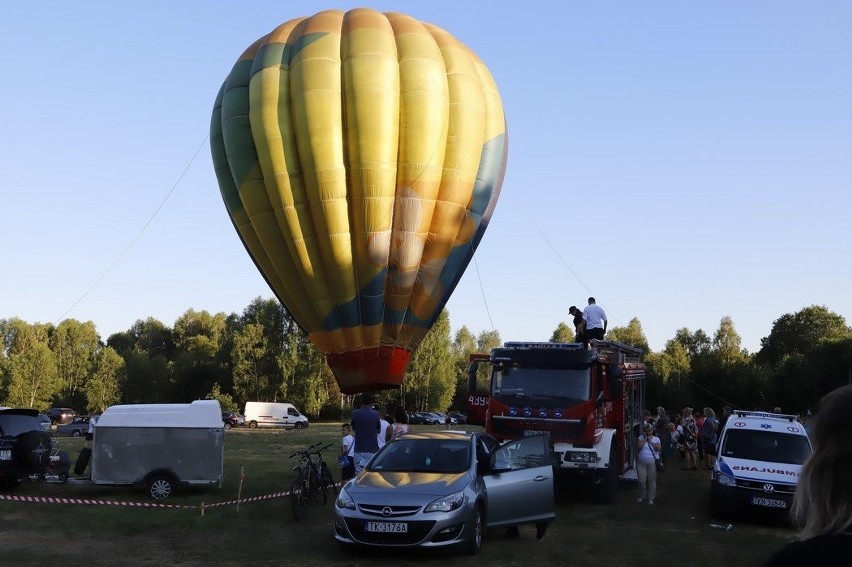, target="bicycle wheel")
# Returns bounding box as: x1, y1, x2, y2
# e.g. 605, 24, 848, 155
311, 468, 328, 505
290, 472, 308, 521
321, 462, 337, 495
